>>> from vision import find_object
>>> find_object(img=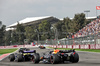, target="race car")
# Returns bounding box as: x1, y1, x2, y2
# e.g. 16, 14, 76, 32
19, 48, 30, 53
39, 45, 46, 49
32, 49, 79, 64
9, 50, 36, 62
